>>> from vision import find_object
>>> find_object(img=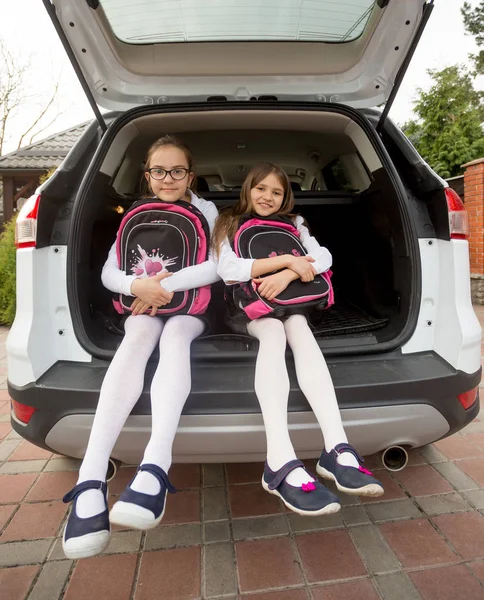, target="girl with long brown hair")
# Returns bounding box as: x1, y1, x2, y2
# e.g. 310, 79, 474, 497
214, 162, 384, 517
